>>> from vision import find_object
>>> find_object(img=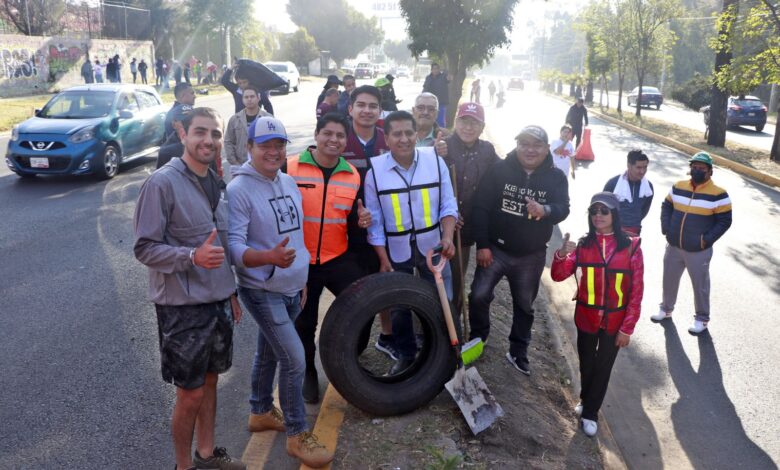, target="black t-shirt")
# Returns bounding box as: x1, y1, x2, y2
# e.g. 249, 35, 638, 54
246, 112, 258, 125
318, 162, 336, 184
197, 172, 221, 213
